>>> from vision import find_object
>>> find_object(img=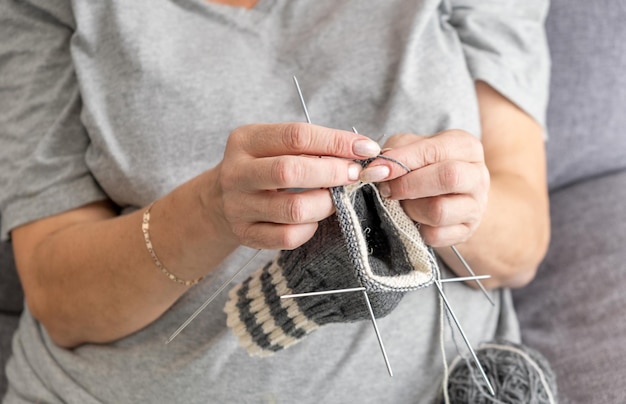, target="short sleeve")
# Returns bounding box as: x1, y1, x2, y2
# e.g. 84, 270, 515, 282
447, 0, 551, 129
0, 0, 107, 240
